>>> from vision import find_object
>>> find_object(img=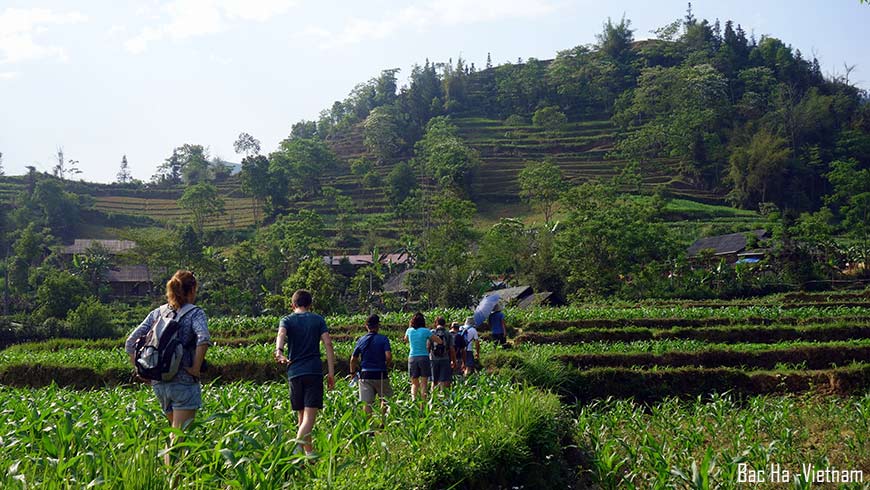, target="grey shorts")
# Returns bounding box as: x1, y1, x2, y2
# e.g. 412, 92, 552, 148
408, 356, 431, 378
359, 377, 394, 403
431, 358, 452, 383
153, 381, 202, 414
